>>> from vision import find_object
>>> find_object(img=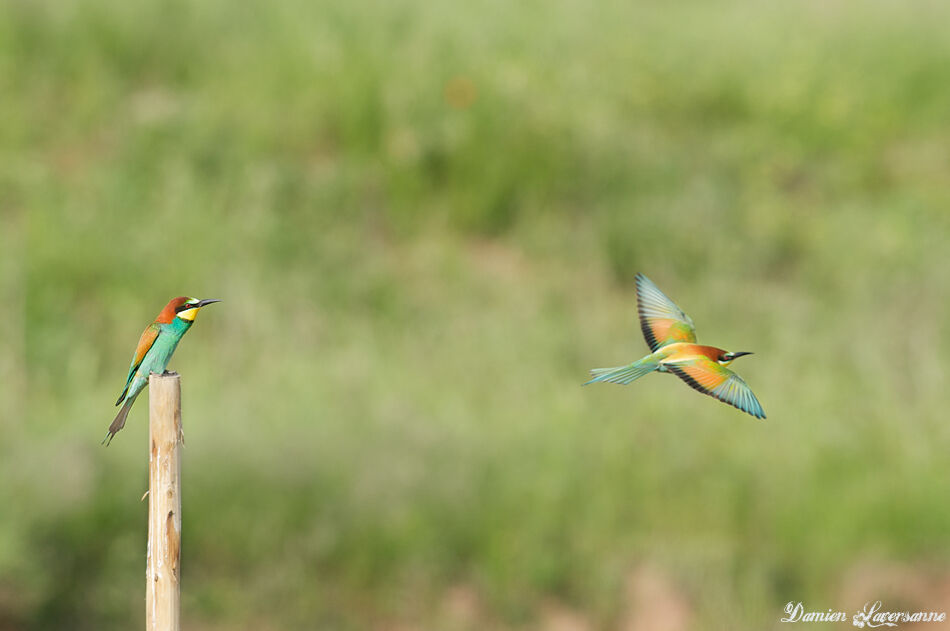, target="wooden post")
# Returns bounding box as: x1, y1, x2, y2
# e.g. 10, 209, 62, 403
147, 373, 182, 631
